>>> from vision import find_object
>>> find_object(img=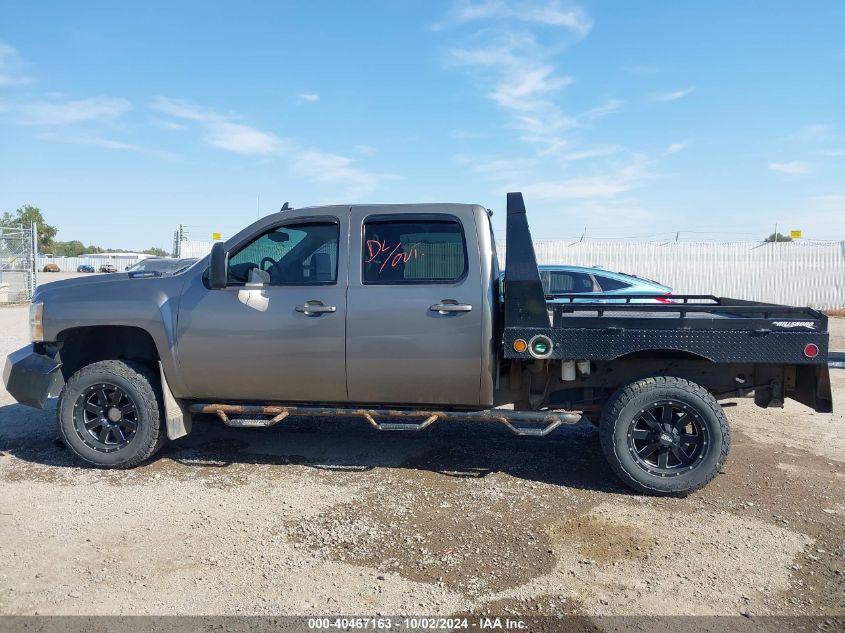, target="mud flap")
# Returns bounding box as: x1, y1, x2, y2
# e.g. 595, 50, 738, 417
791, 363, 833, 413
159, 362, 192, 439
